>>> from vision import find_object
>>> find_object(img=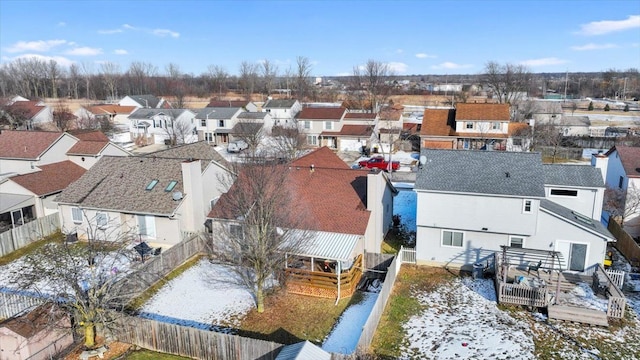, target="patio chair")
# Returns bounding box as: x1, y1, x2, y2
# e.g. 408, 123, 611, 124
527, 260, 542, 276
